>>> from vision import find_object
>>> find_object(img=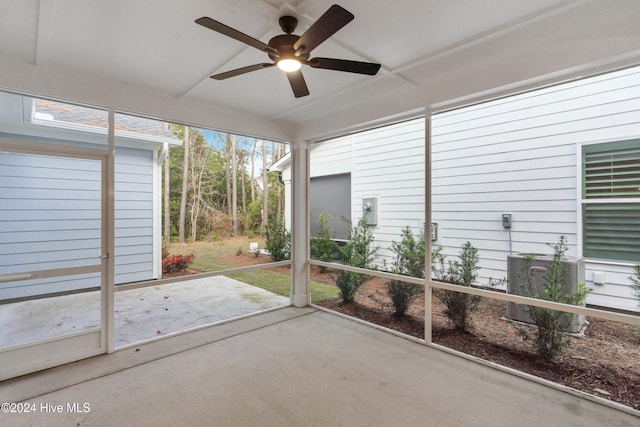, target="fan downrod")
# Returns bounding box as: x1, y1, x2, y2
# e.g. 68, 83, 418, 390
279, 16, 298, 34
